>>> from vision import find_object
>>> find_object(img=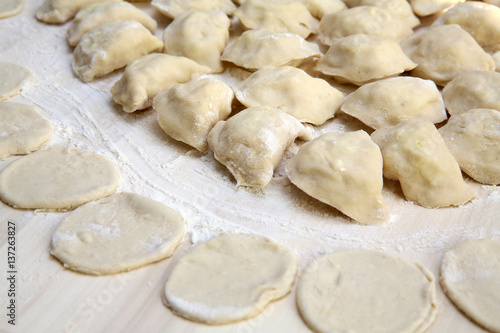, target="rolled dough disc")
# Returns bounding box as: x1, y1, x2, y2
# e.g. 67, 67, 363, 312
0, 147, 119, 210
0, 0, 24, 19
50, 192, 185, 275
164, 233, 297, 324
440, 238, 500, 333
297, 250, 438, 333
0, 102, 52, 159
0, 62, 32, 100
